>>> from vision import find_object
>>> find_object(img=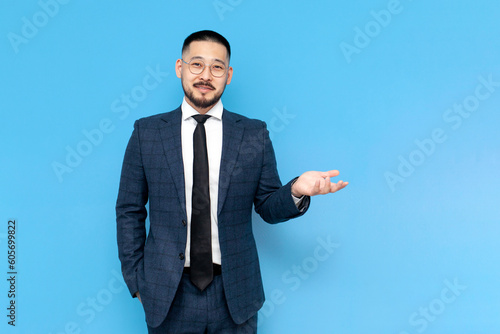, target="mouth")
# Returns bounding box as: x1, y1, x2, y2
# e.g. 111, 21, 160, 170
194, 82, 215, 92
